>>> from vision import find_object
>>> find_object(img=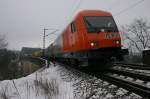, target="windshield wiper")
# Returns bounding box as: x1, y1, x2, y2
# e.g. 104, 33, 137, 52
84, 18, 100, 33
